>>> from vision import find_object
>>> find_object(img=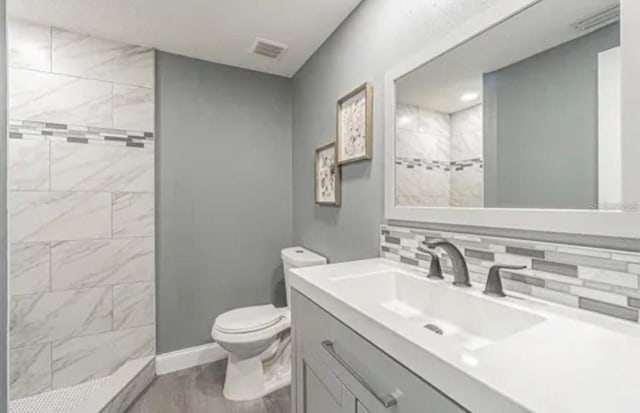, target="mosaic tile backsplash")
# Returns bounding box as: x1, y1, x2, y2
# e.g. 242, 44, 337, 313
381, 225, 640, 323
